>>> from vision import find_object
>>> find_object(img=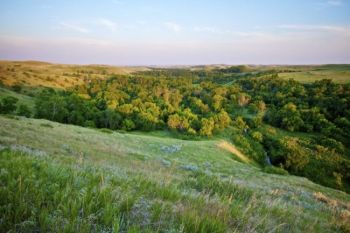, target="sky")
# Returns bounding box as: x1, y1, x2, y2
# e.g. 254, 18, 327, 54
0, 0, 350, 65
